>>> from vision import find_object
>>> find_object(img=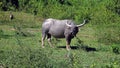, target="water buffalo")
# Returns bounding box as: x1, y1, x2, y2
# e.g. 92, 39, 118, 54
41, 18, 86, 50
